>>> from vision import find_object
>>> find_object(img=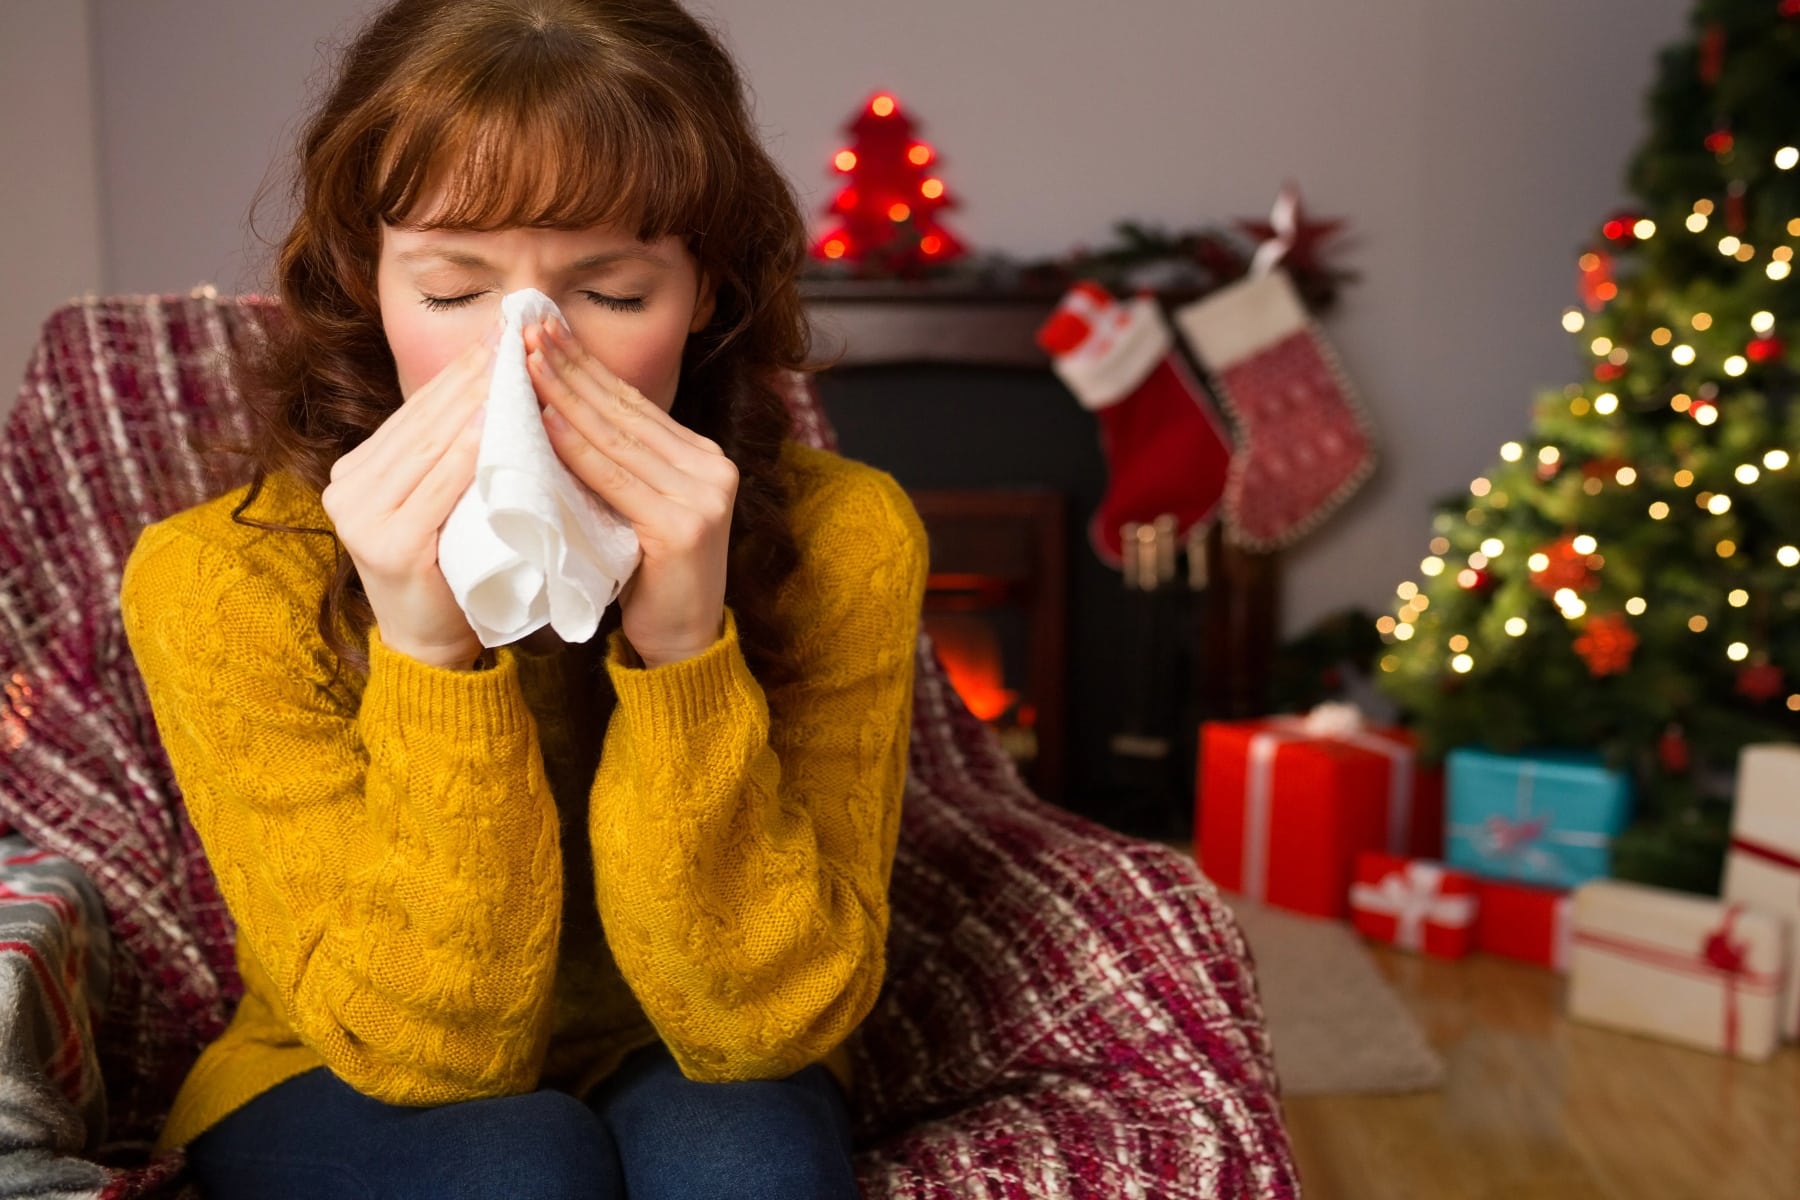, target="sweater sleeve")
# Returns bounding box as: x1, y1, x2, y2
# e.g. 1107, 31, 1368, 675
588, 472, 929, 1082
119, 521, 563, 1104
